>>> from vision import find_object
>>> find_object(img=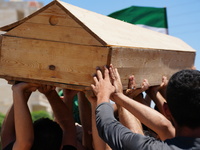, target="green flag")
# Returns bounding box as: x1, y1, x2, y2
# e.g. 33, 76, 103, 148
108, 6, 168, 34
